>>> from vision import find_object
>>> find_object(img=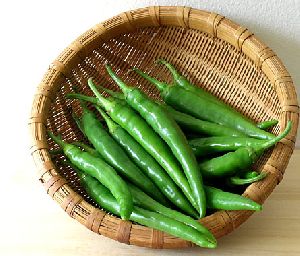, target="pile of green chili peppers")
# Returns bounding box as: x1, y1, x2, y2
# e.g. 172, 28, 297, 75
48, 60, 292, 248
